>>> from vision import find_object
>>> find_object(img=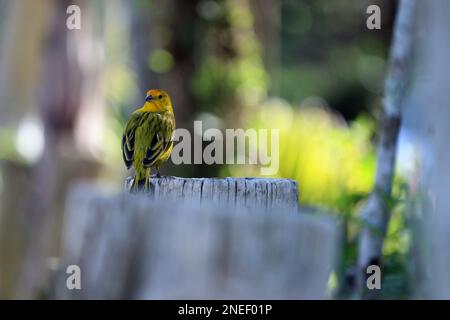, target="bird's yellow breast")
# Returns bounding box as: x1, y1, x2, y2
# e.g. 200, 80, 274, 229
141, 101, 165, 113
